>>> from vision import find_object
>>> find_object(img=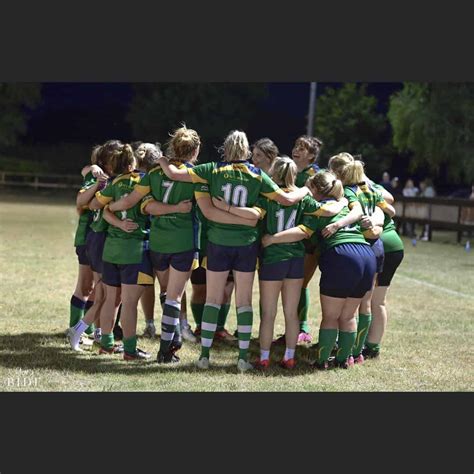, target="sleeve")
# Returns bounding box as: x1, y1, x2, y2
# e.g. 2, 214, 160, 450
194, 182, 211, 200
303, 196, 325, 216
95, 182, 114, 205
78, 172, 97, 193
140, 194, 154, 214
299, 214, 319, 237
254, 196, 268, 219
259, 171, 284, 200
188, 162, 213, 184
344, 186, 360, 209
134, 172, 152, 196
